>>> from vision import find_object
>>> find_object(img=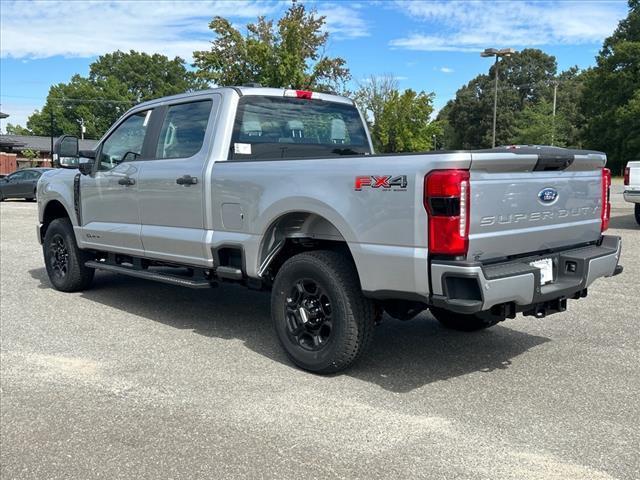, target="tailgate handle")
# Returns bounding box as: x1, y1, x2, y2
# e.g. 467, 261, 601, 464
534, 154, 574, 171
